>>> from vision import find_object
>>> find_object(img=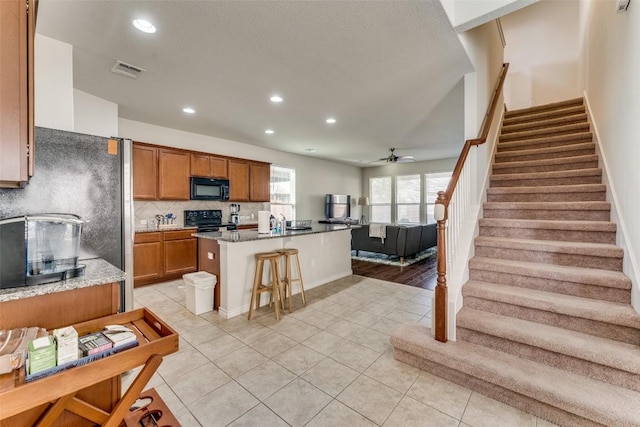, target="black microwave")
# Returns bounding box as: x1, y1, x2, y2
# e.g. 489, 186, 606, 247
190, 177, 230, 201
